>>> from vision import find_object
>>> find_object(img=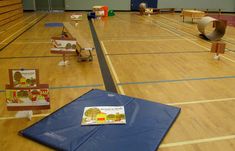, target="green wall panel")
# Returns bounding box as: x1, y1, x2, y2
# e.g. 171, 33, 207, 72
23, 0, 35, 10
